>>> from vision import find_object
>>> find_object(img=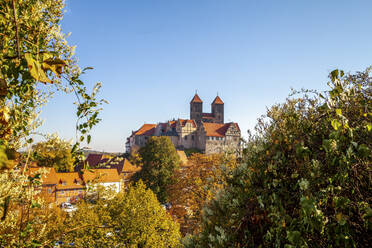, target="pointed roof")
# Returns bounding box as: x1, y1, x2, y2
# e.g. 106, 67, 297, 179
212, 96, 224, 105
190, 94, 203, 103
